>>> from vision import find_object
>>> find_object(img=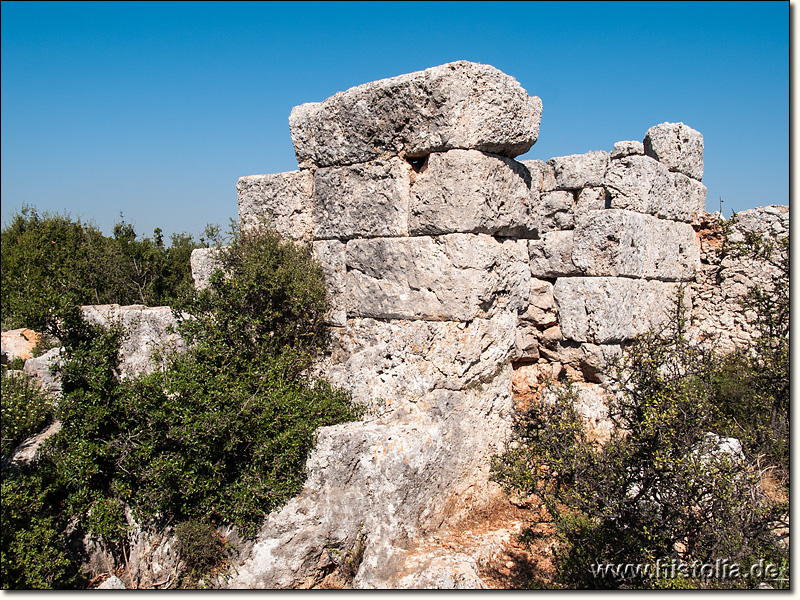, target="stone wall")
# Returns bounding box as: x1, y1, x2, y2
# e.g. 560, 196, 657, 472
191, 61, 787, 588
